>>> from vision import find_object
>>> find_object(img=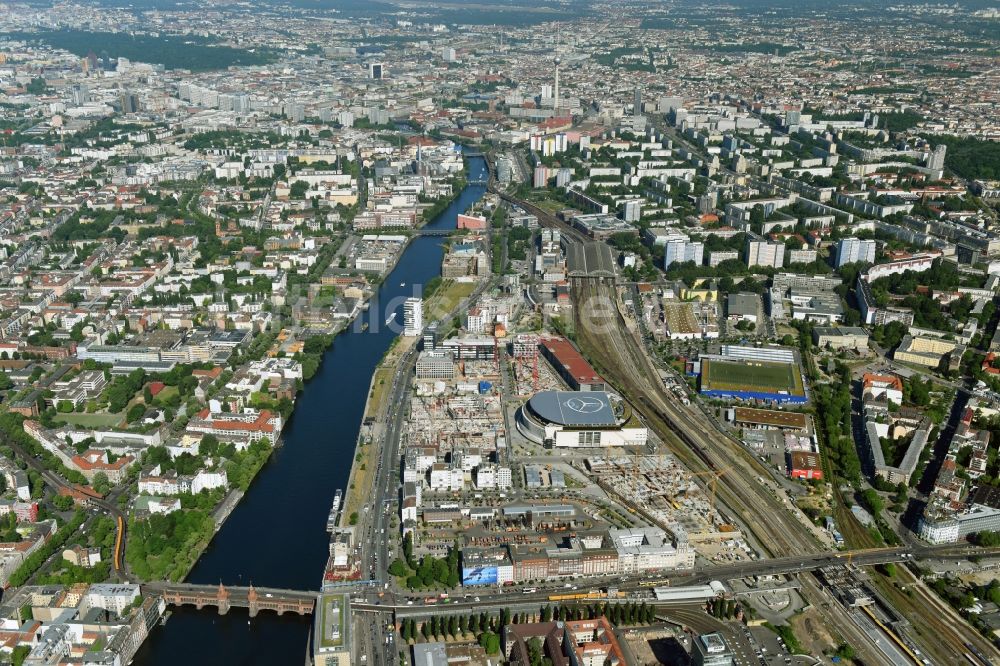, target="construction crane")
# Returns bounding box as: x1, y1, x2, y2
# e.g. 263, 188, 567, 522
532, 345, 539, 392
690, 467, 729, 513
